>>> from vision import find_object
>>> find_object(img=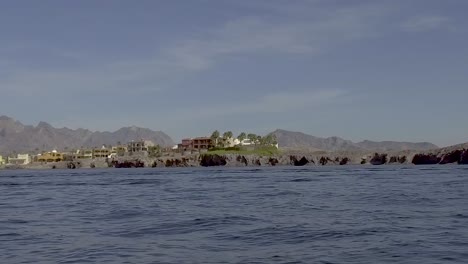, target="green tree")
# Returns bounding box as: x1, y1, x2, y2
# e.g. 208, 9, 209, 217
148, 145, 161, 158
256, 135, 263, 145
211, 130, 220, 147
223, 131, 233, 139
237, 132, 247, 141
221, 131, 234, 147
247, 133, 257, 144
262, 134, 274, 145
